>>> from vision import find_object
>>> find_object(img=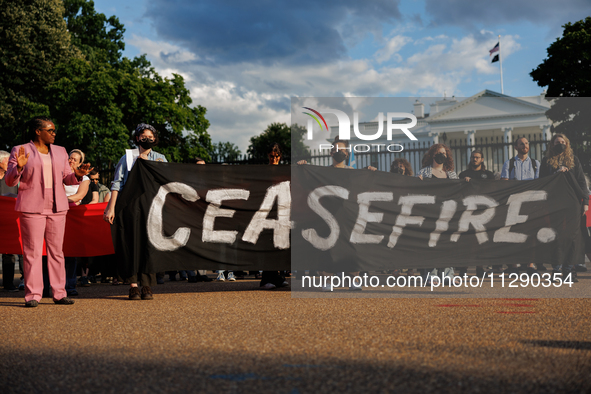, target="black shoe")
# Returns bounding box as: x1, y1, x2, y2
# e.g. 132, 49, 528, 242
156, 277, 164, 285
129, 287, 141, 300
503, 267, 519, 276
67, 289, 79, 297
4, 286, 18, 292
537, 264, 547, 271
575, 264, 588, 272
141, 286, 153, 300
527, 267, 540, 277
80, 276, 91, 287
196, 275, 213, 282
475, 266, 485, 277
25, 300, 38, 308
187, 276, 198, 283
53, 297, 75, 305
